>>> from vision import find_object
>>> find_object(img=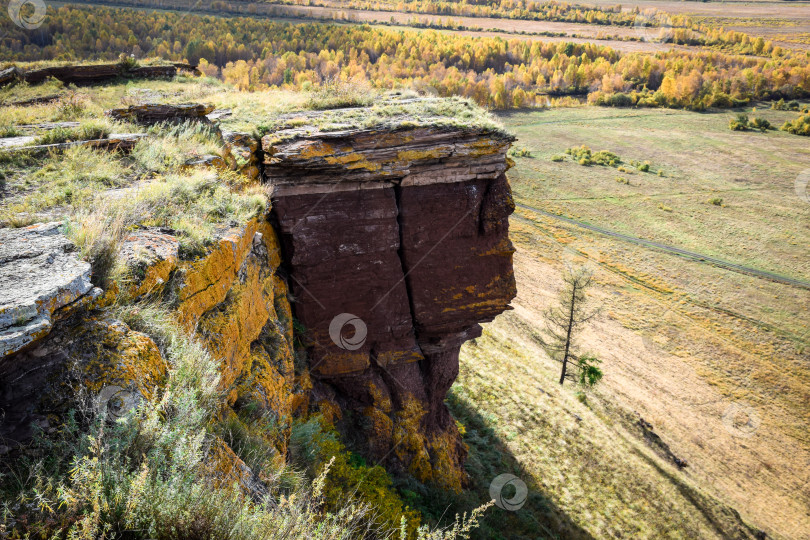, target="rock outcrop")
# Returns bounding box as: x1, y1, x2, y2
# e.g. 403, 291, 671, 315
106, 103, 215, 124
263, 104, 516, 490
0, 62, 199, 87
0, 98, 516, 491
0, 223, 99, 357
